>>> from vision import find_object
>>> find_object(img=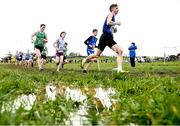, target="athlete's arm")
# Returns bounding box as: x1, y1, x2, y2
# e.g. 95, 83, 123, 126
107, 13, 121, 26
92, 45, 96, 49
64, 42, 68, 49
43, 33, 48, 43
53, 39, 59, 51
114, 27, 118, 33
84, 36, 92, 45
31, 32, 37, 43
92, 38, 97, 49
